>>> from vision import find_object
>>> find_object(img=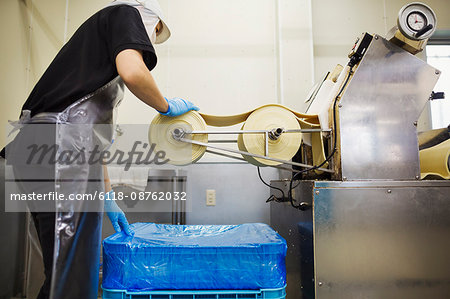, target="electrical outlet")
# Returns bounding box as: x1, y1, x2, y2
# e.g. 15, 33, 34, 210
206, 189, 216, 206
